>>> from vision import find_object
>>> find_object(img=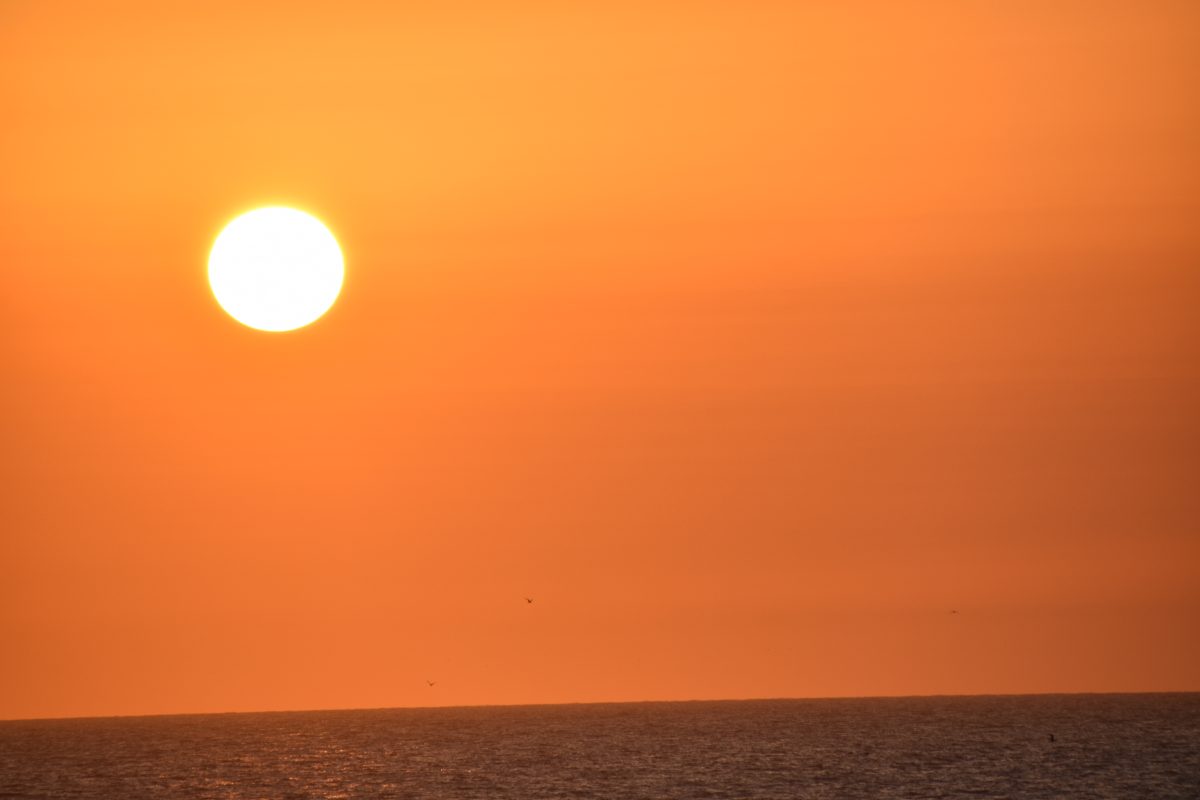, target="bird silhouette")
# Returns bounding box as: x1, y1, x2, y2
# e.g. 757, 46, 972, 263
950, 610, 959, 614
426, 680, 436, 687
524, 597, 534, 604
